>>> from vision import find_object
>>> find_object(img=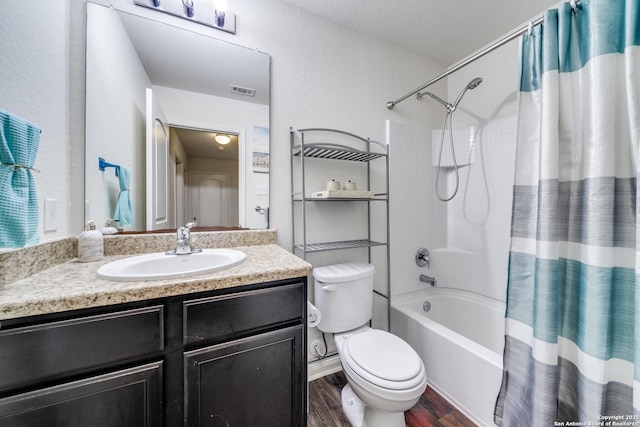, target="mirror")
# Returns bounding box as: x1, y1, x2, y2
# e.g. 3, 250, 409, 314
85, 2, 270, 233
